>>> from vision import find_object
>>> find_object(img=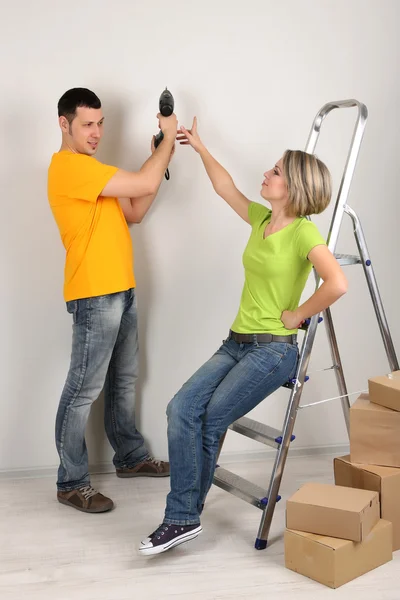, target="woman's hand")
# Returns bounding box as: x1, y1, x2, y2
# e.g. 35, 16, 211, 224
176, 116, 205, 153
281, 310, 305, 330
